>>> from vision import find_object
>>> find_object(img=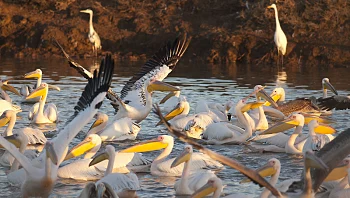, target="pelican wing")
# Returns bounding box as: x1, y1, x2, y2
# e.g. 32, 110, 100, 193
203, 122, 242, 141
318, 95, 350, 111
44, 103, 58, 123
96, 172, 140, 192
120, 34, 191, 103
21, 127, 47, 145
99, 118, 141, 141
312, 128, 350, 191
